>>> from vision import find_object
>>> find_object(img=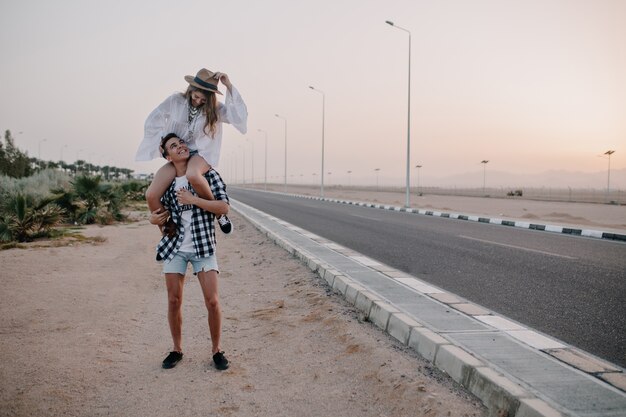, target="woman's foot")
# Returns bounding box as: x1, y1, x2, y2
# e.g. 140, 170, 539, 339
217, 215, 232, 234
